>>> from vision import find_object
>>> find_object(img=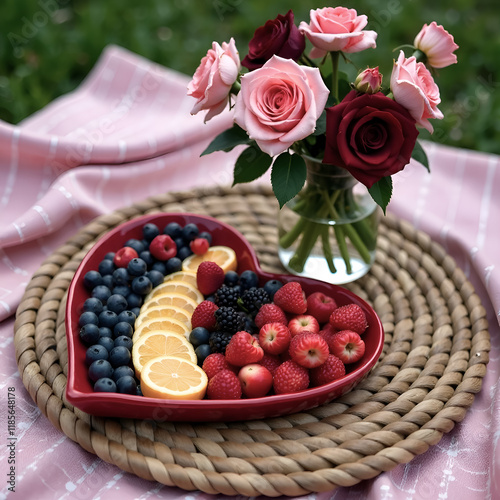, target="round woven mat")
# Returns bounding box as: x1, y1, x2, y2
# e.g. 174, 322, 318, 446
14, 184, 490, 497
